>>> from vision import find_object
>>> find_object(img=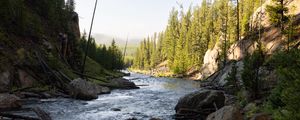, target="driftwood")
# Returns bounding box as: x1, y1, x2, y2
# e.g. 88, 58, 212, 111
35, 52, 68, 90
32, 107, 52, 120
58, 71, 72, 82
128, 77, 151, 80
136, 84, 149, 86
